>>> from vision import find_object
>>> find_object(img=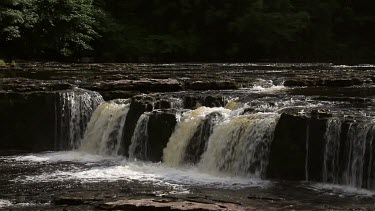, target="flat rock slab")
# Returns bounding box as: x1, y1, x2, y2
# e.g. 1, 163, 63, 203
98, 198, 247, 211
